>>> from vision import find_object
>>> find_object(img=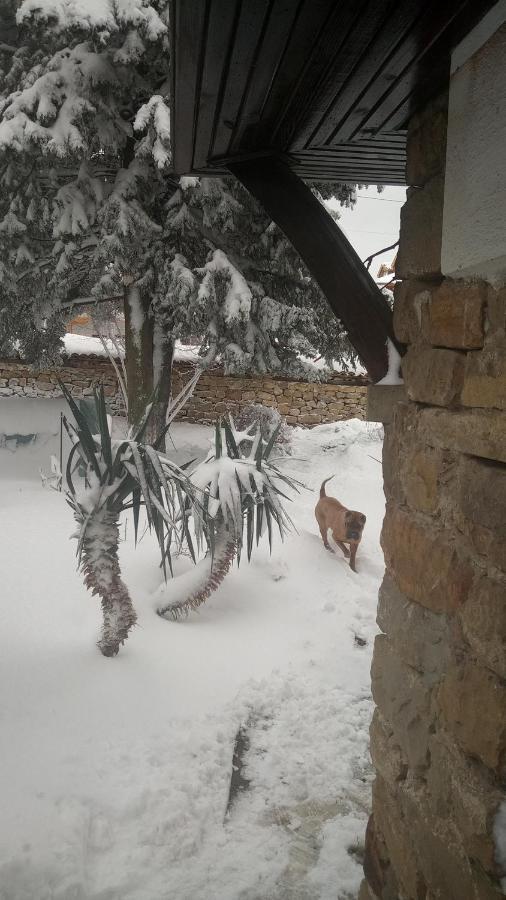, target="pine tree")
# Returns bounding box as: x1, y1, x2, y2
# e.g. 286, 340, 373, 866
156, 176, 358, 380
0, 0, 171, 397
0, 0, 359, 430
